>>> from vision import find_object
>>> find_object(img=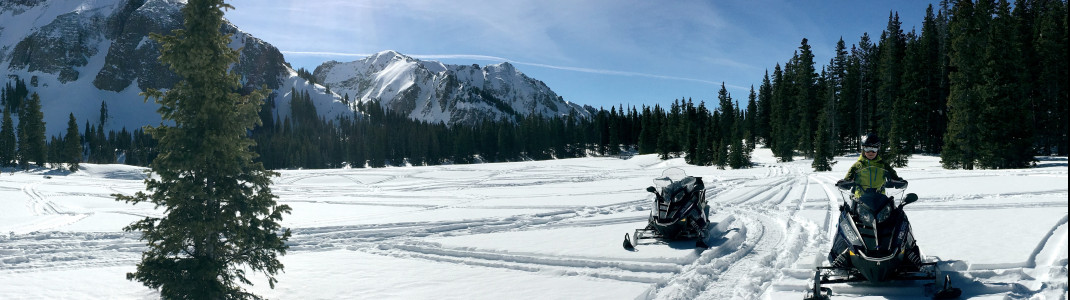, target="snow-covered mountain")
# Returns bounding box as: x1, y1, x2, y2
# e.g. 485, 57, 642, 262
314, 50, 591, 125
0, 0, 350, 137
1, 1, 590, 137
